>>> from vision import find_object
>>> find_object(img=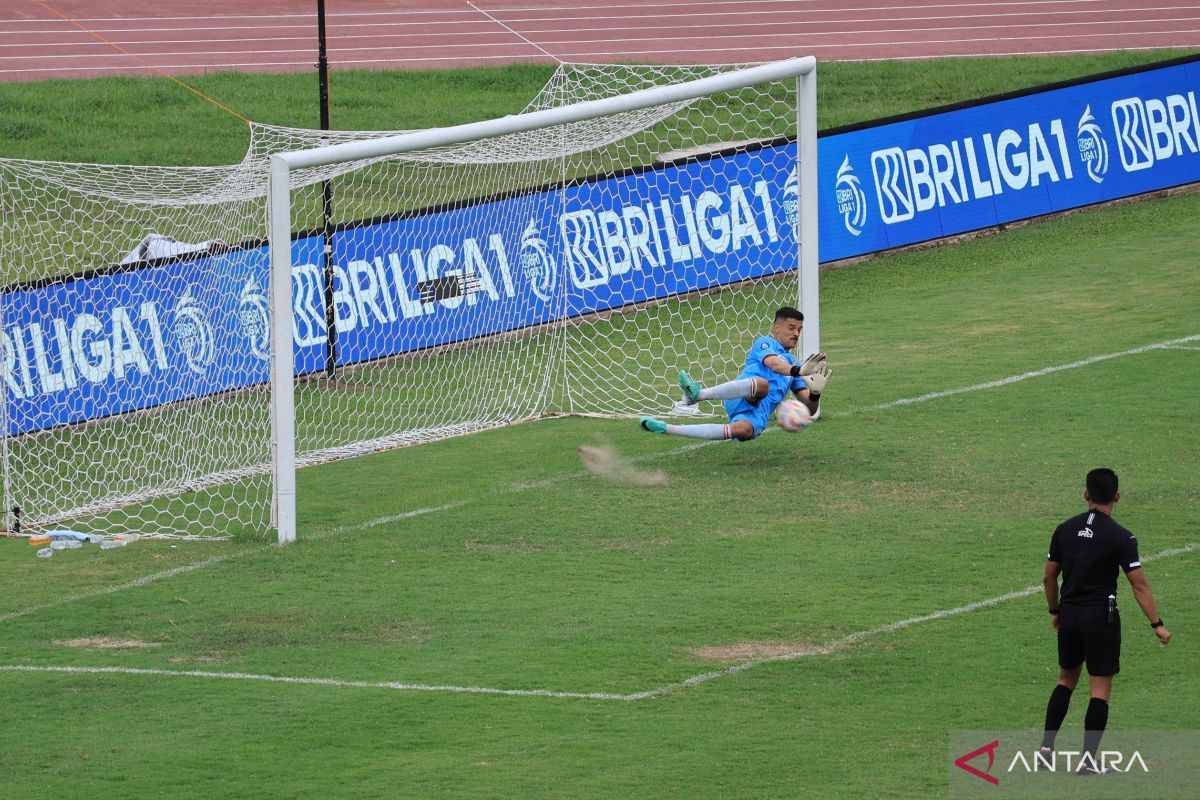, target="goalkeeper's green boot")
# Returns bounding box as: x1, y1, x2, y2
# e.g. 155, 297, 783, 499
638, 416, 667, 434
678, 370, 702, 405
